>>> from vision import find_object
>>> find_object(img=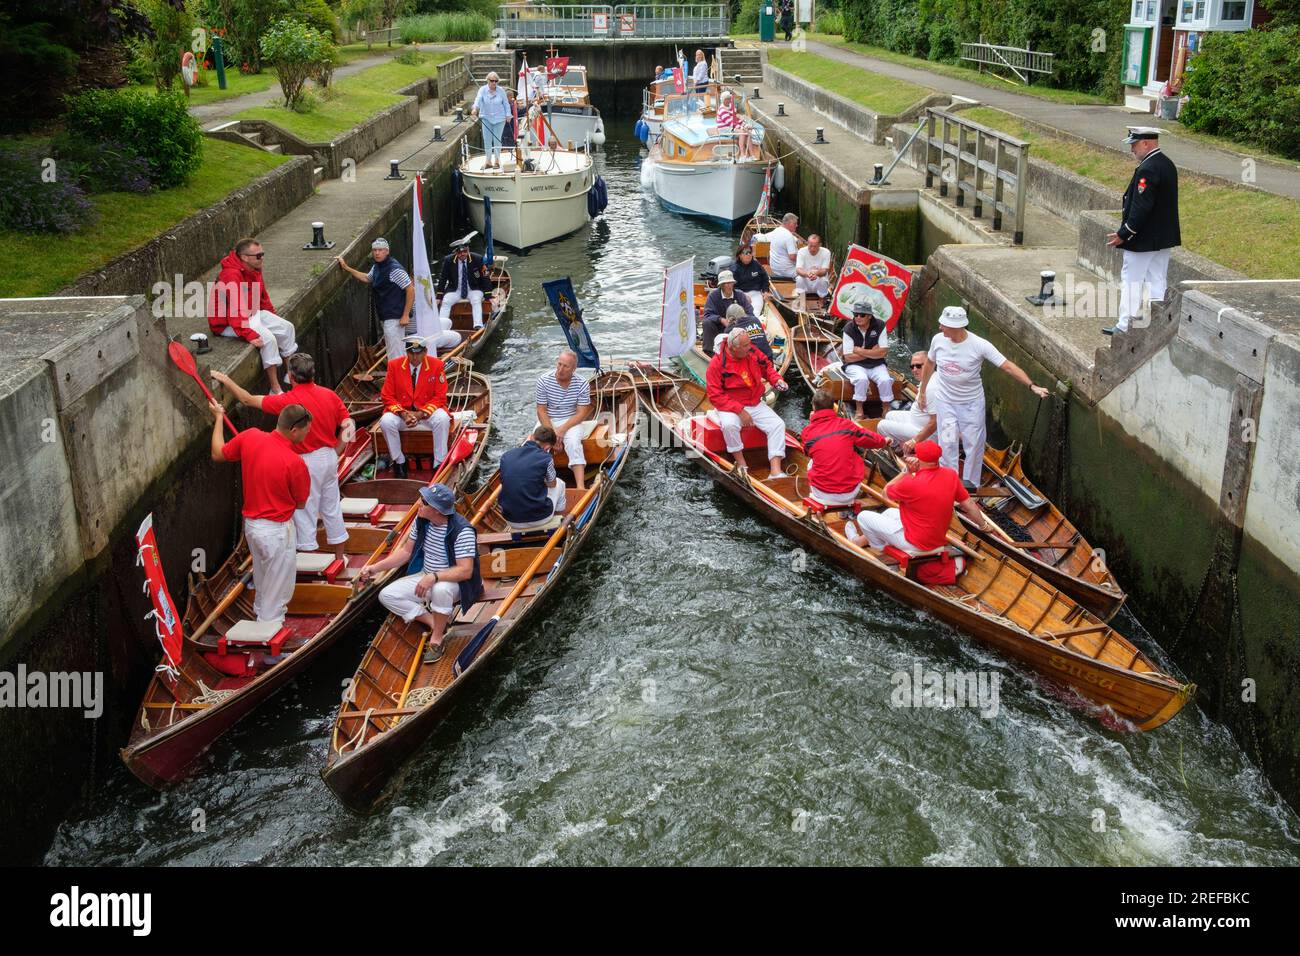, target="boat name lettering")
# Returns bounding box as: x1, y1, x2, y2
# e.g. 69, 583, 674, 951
1046, 656, 1117, 689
